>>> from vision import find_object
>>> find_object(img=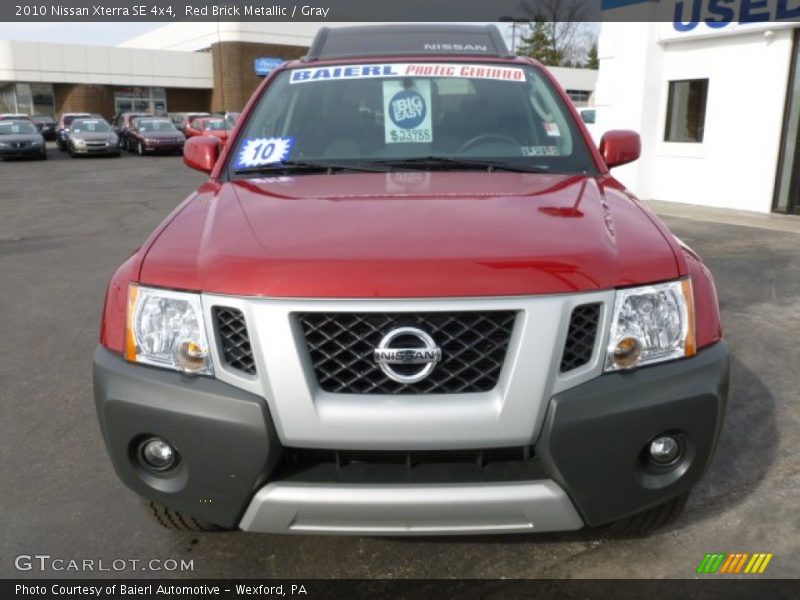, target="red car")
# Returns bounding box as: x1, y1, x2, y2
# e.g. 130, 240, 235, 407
94, 25, 728, 536
184, 116, 231, 147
